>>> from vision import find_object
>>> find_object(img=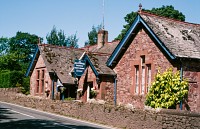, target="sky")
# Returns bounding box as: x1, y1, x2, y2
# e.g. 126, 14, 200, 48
1, 0, 200, 47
